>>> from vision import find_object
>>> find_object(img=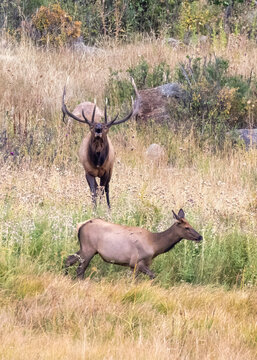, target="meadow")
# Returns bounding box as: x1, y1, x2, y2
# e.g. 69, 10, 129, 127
0, 34, 256, 359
